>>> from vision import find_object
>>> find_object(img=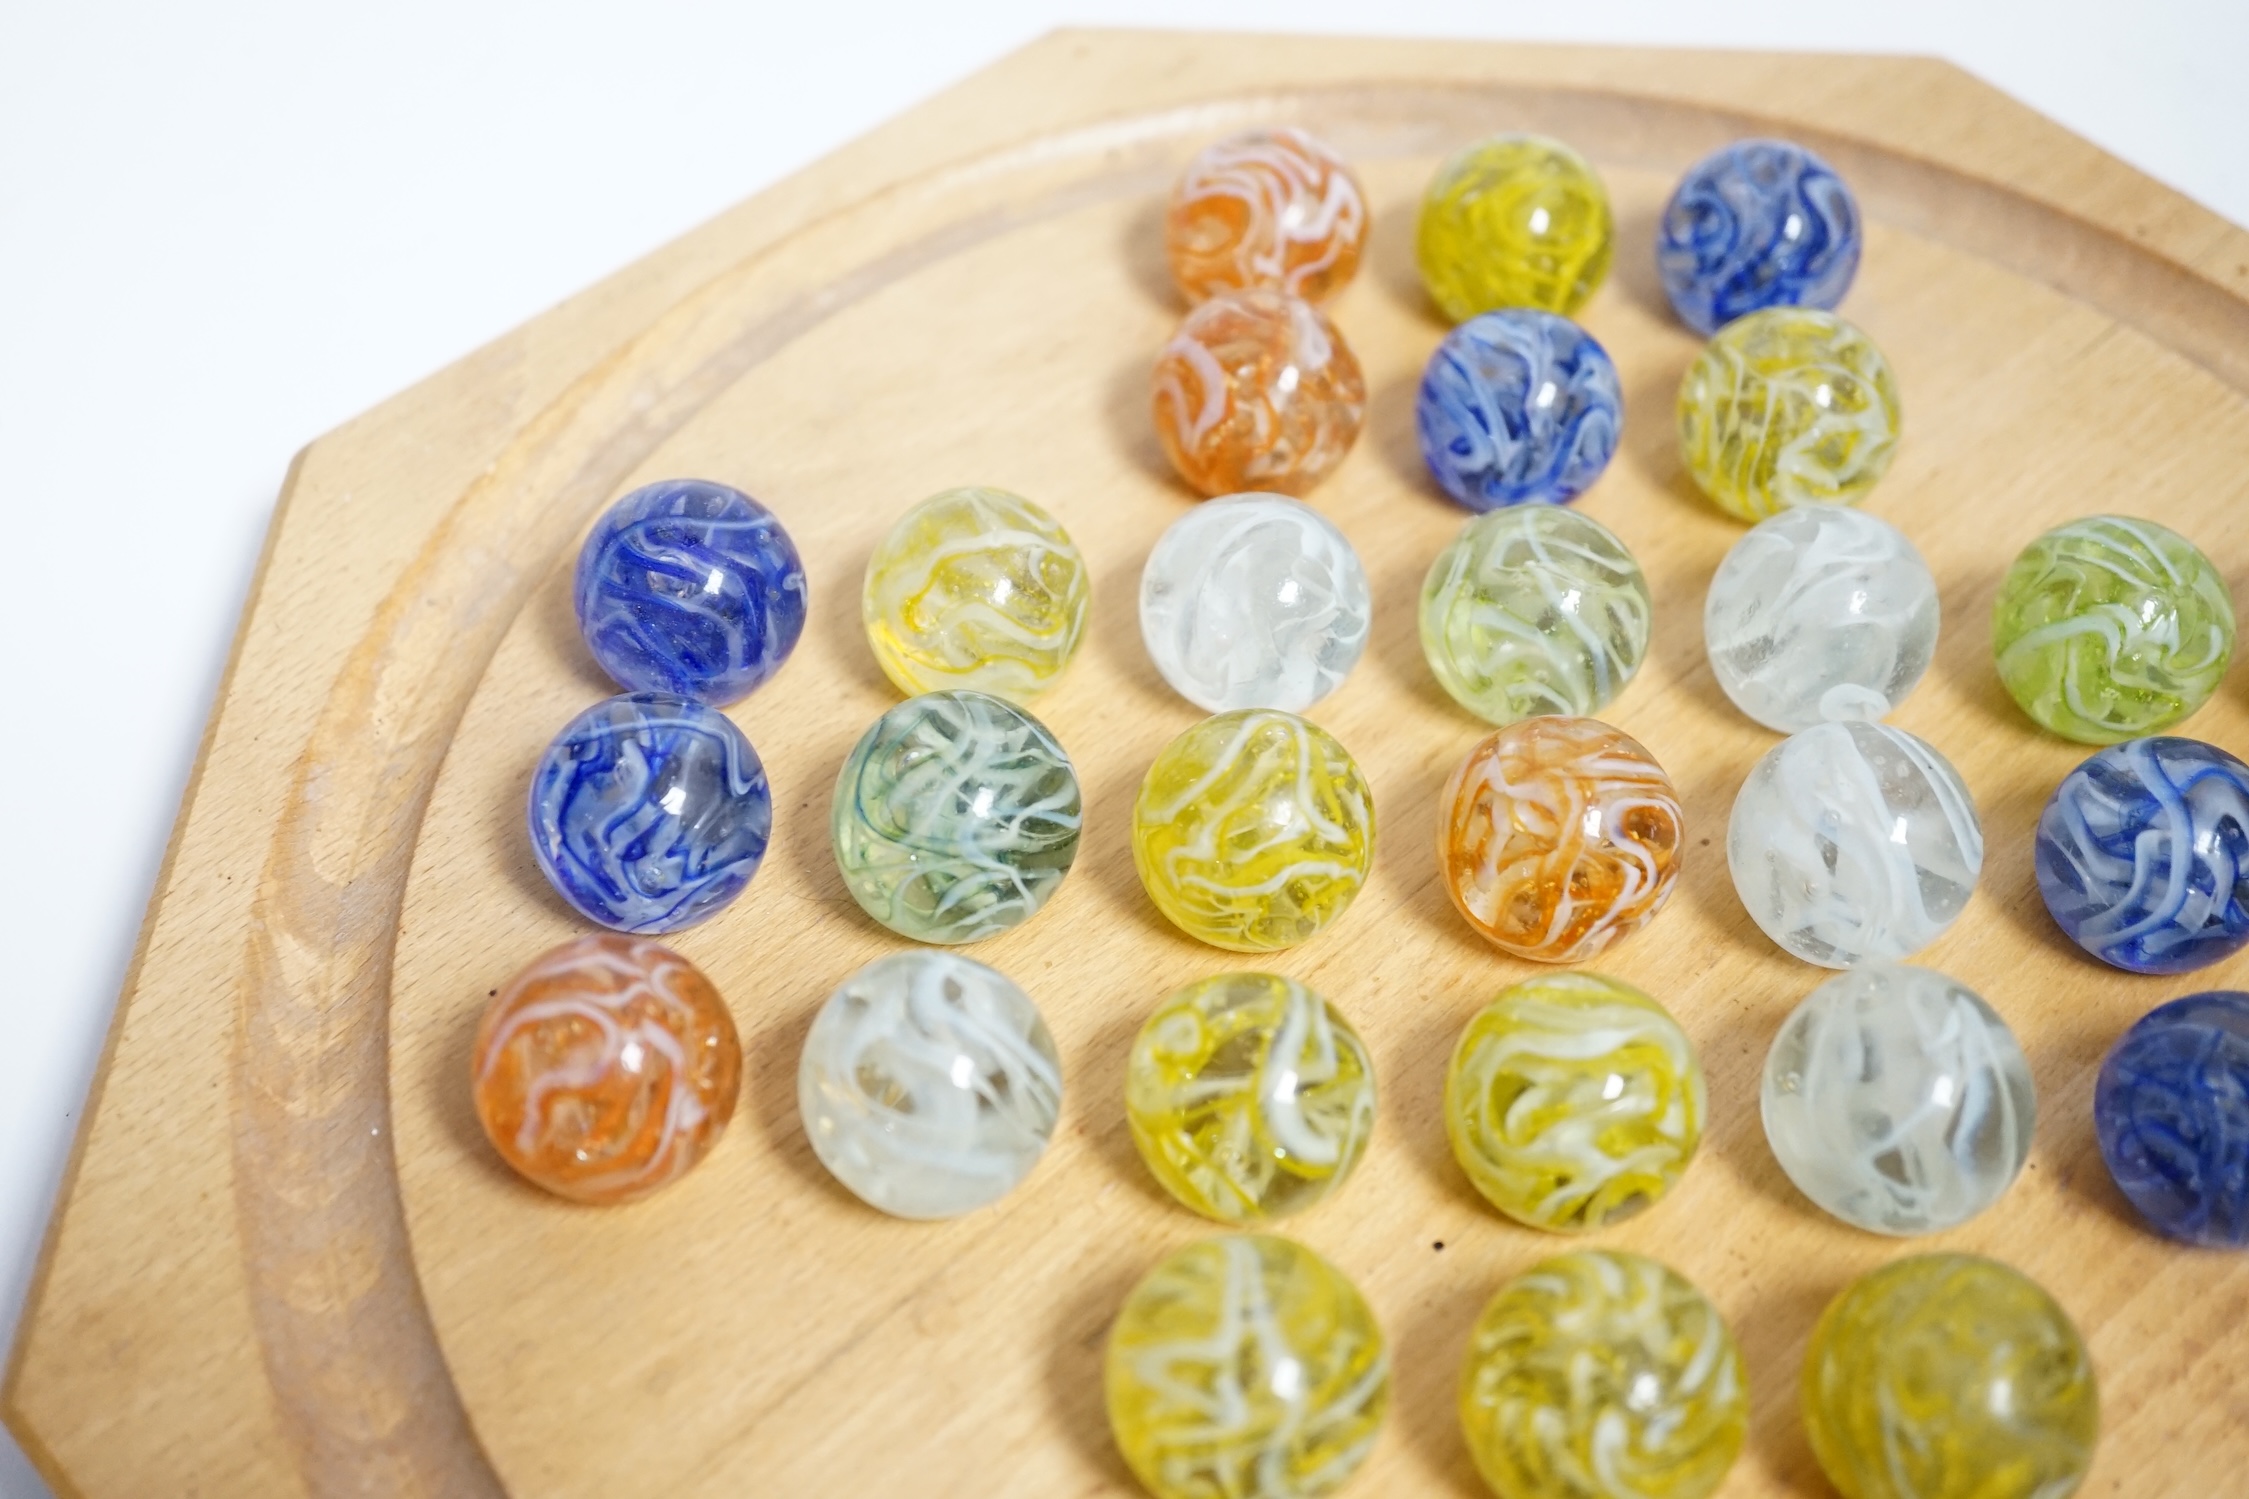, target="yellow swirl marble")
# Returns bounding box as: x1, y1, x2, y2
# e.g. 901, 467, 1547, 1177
1445, 974, 1703, 1233
1677, 307, 1900, 521
1108, 1235, 1389, 1499
862, 486, 1090, 701
1127, 974, 1376, 1223
1803, 1254, 2098, 1499
1133, 710, 1375, 951
1416, 134, 1613, 322
1460, 1251, 1747, 1499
